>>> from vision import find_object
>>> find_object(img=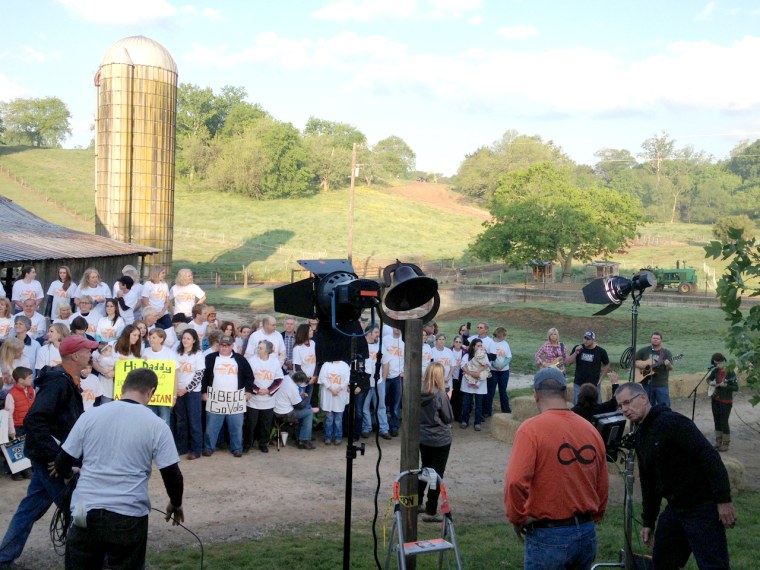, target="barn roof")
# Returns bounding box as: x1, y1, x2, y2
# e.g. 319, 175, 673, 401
0, 195, 159, 263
